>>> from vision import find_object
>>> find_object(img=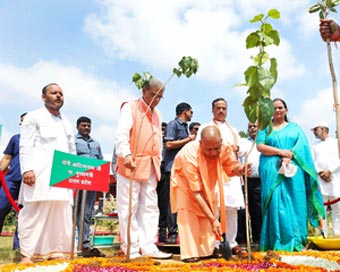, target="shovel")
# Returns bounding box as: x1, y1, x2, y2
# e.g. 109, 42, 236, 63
220, 233, 231, 260
218, 173, 232, 260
